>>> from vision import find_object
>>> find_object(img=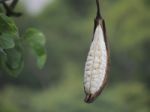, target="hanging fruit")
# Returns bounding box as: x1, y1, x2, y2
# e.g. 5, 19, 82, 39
84, 0, 109, 103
